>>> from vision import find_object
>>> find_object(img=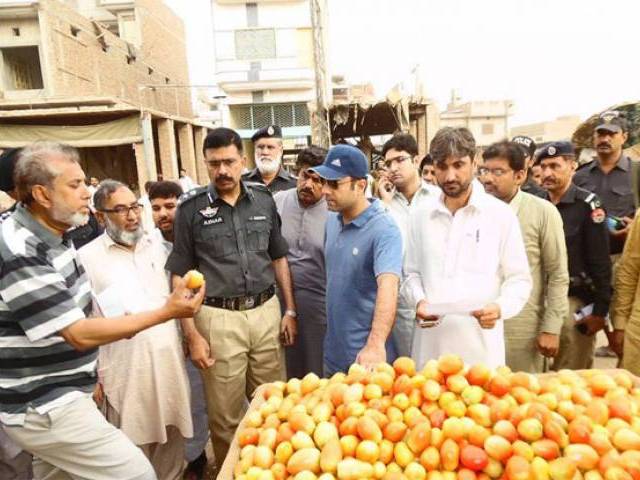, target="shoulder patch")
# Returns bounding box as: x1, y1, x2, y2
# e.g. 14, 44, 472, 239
177, 186, 206, 206
591, 208, 606, 224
